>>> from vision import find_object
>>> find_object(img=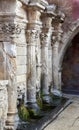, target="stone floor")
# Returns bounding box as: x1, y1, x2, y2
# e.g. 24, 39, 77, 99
44, 95, 79, 130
